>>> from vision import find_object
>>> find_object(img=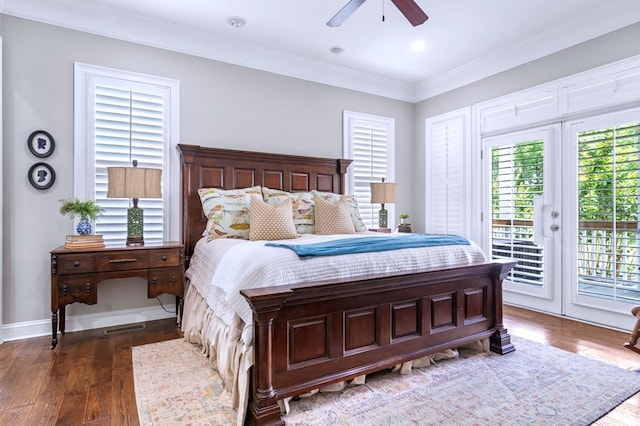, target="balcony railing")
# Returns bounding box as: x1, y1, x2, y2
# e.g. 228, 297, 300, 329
492, 219, 640, 303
